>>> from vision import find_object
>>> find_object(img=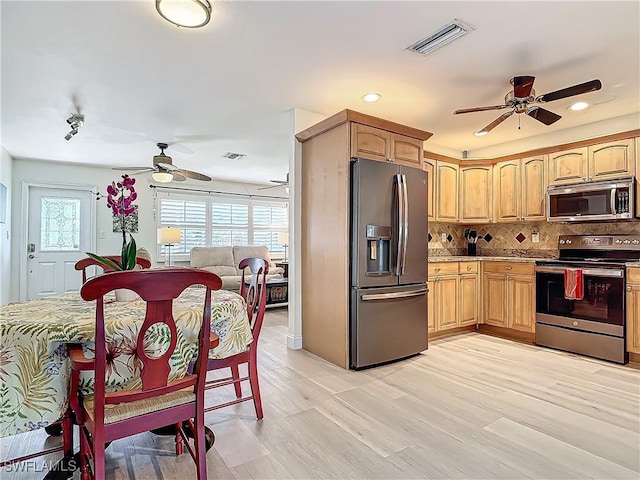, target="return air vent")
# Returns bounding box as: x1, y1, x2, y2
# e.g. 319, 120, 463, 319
406, 19, 474, 56
222, 152, 246, 160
